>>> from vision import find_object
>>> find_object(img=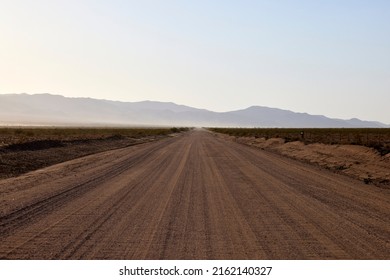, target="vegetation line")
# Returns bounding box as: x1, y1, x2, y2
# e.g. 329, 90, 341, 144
208, 128, 390, 156
0, 127, 191, 179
